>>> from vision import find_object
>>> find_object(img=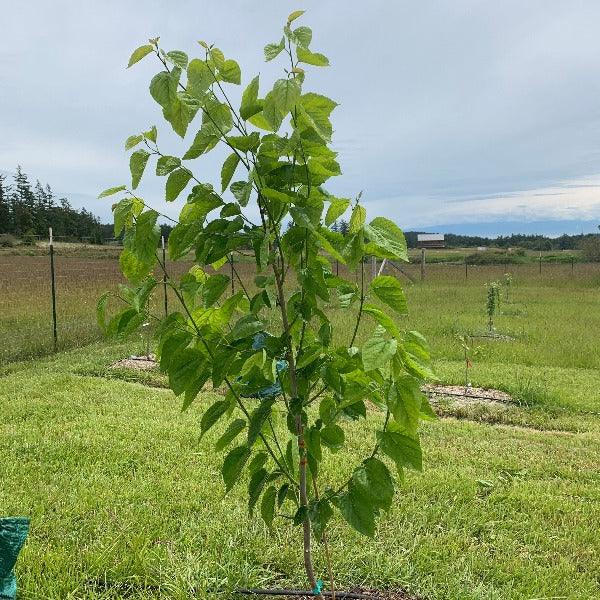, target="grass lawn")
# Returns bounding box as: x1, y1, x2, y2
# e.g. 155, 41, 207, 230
1, 257, 599, 598
1, 336, 599, 599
